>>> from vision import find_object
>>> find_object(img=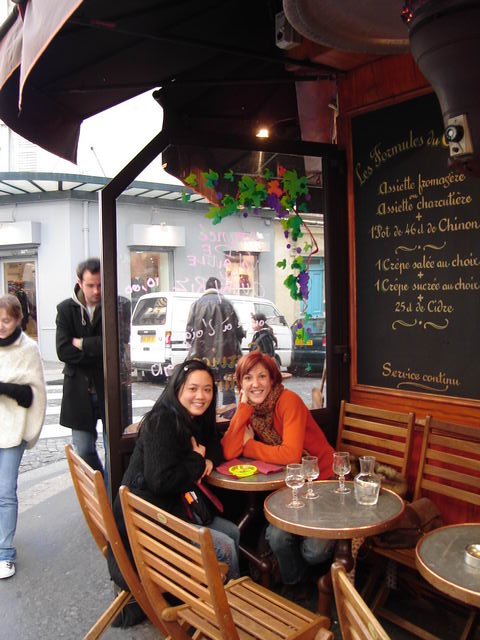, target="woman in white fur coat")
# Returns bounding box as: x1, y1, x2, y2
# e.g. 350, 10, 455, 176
0, 294, 46, 579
